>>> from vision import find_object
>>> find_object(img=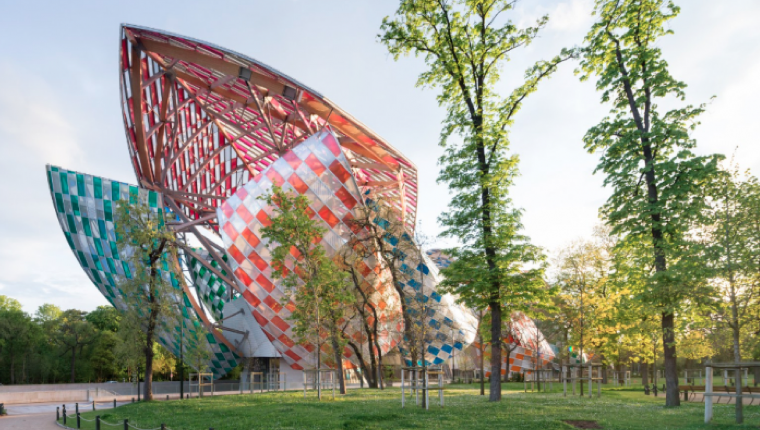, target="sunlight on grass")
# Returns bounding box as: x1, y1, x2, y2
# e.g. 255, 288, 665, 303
61, 383, 760, 430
